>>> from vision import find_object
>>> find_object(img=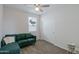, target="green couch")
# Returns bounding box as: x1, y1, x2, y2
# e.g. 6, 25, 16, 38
0, 33, 36, 54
